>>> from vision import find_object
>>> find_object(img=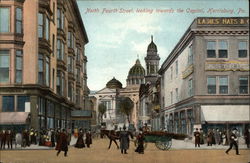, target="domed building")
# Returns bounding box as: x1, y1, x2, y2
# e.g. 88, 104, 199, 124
93, 77, 123, 130
106, 77, 123, 89
127, 59, 145, 86
93, 36, 161, 130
